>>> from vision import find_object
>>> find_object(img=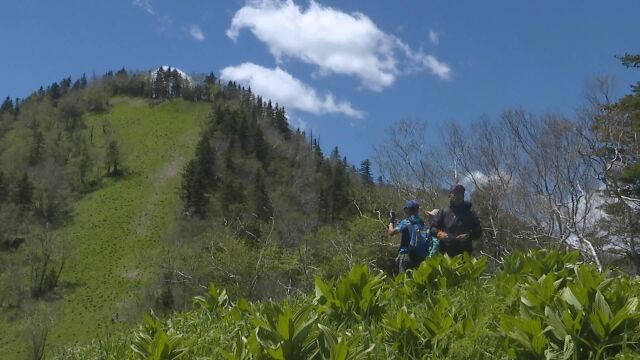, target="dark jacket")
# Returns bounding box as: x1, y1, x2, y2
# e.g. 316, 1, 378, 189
429, 201, 481, 257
